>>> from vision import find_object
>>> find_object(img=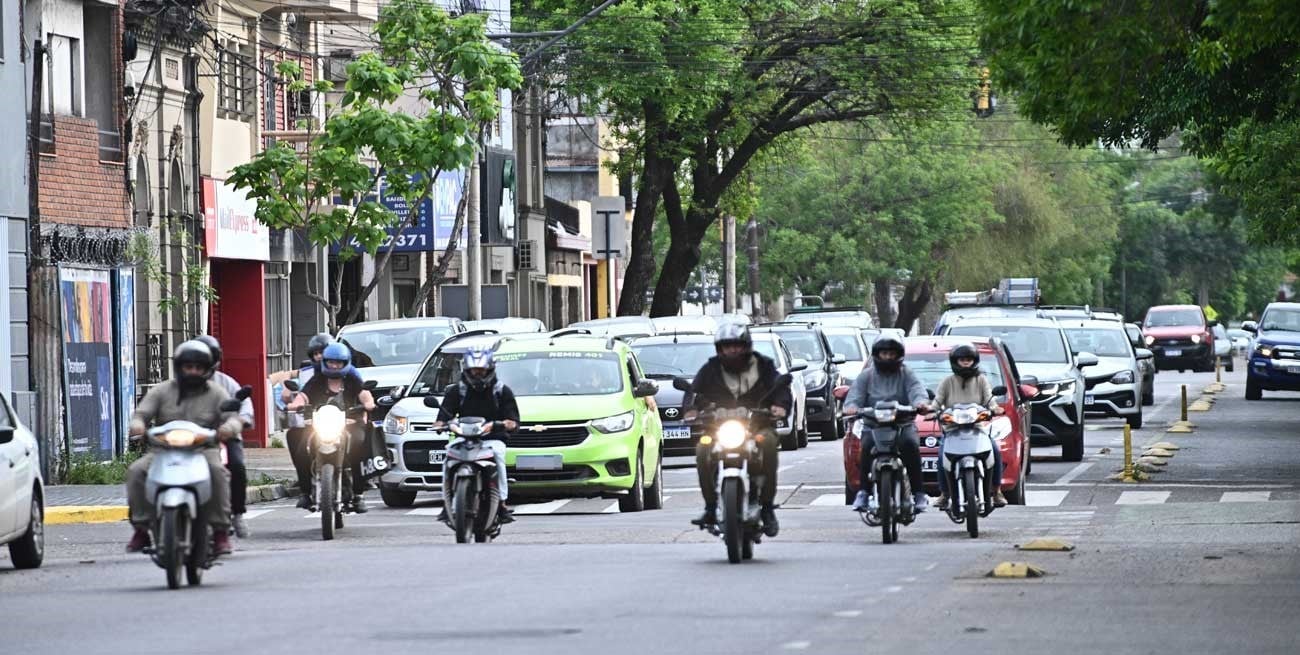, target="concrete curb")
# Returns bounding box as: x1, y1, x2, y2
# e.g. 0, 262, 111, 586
46, 482, 293, 525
